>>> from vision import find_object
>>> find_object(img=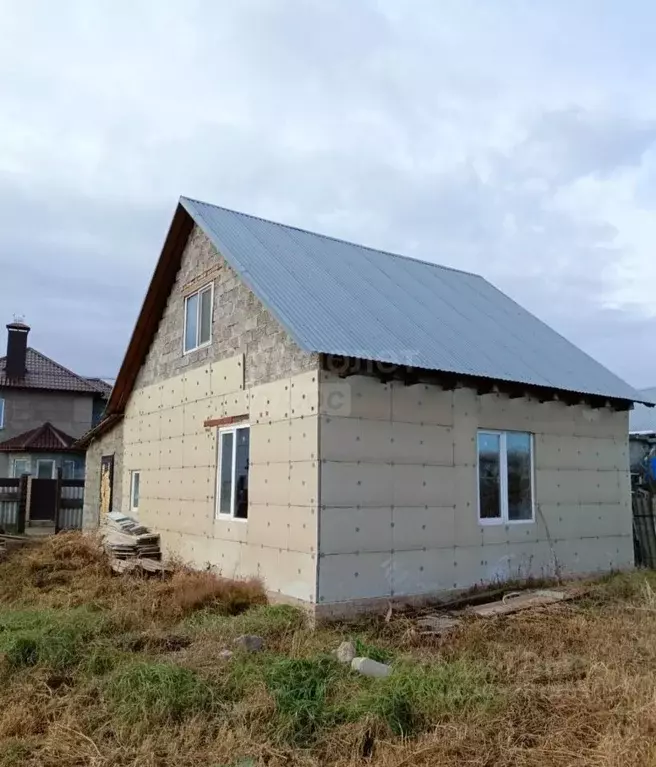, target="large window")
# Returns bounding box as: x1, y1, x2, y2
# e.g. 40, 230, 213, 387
130, 471, 141, 513
216, 425, 250, 520
36, 459, 56, 479
477, 431, 534, 523
184, 283, 213, 353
